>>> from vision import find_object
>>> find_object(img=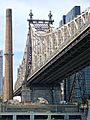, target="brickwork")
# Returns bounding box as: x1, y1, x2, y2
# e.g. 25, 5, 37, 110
4, 9, 13, 100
